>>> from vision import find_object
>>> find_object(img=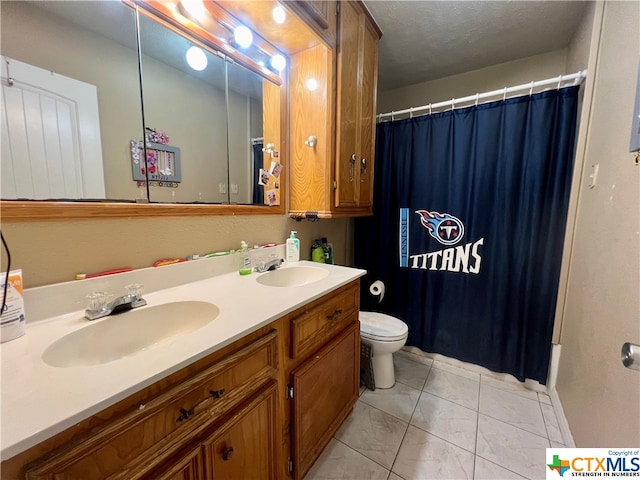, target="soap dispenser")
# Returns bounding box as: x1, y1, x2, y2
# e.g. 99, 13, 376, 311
238, 241, 252, 275
286, 231, 300, 262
